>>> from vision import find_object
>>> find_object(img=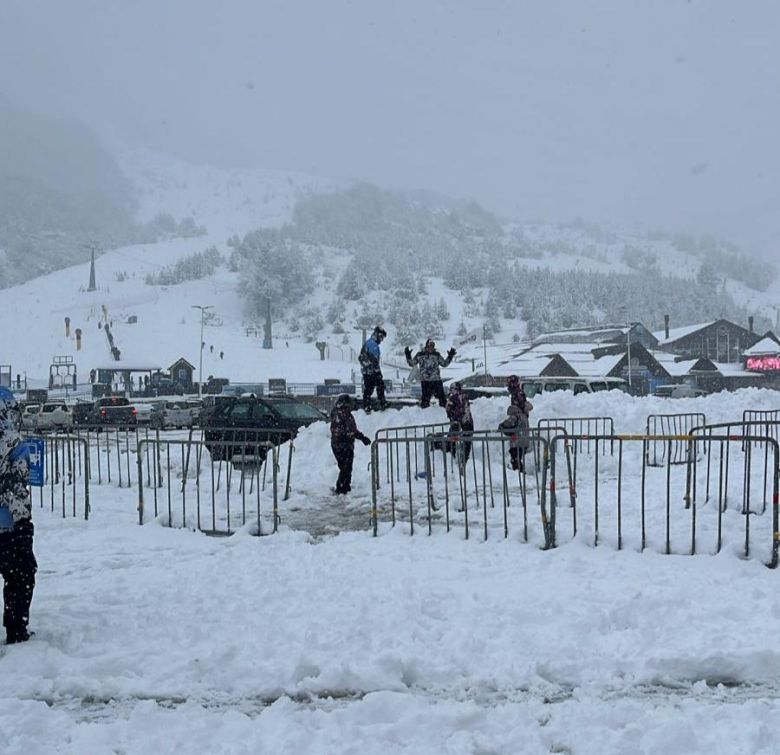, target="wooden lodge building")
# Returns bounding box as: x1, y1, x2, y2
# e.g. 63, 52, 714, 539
457, 316, 780, 394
